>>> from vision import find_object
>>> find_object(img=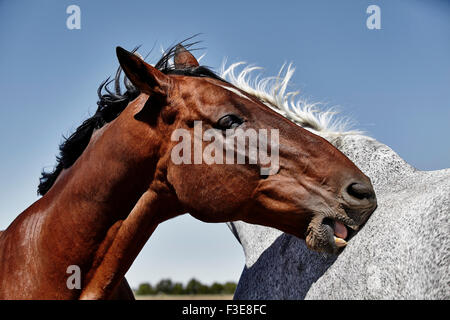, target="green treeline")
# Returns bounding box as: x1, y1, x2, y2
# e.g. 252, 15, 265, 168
135, 278, 237, 295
